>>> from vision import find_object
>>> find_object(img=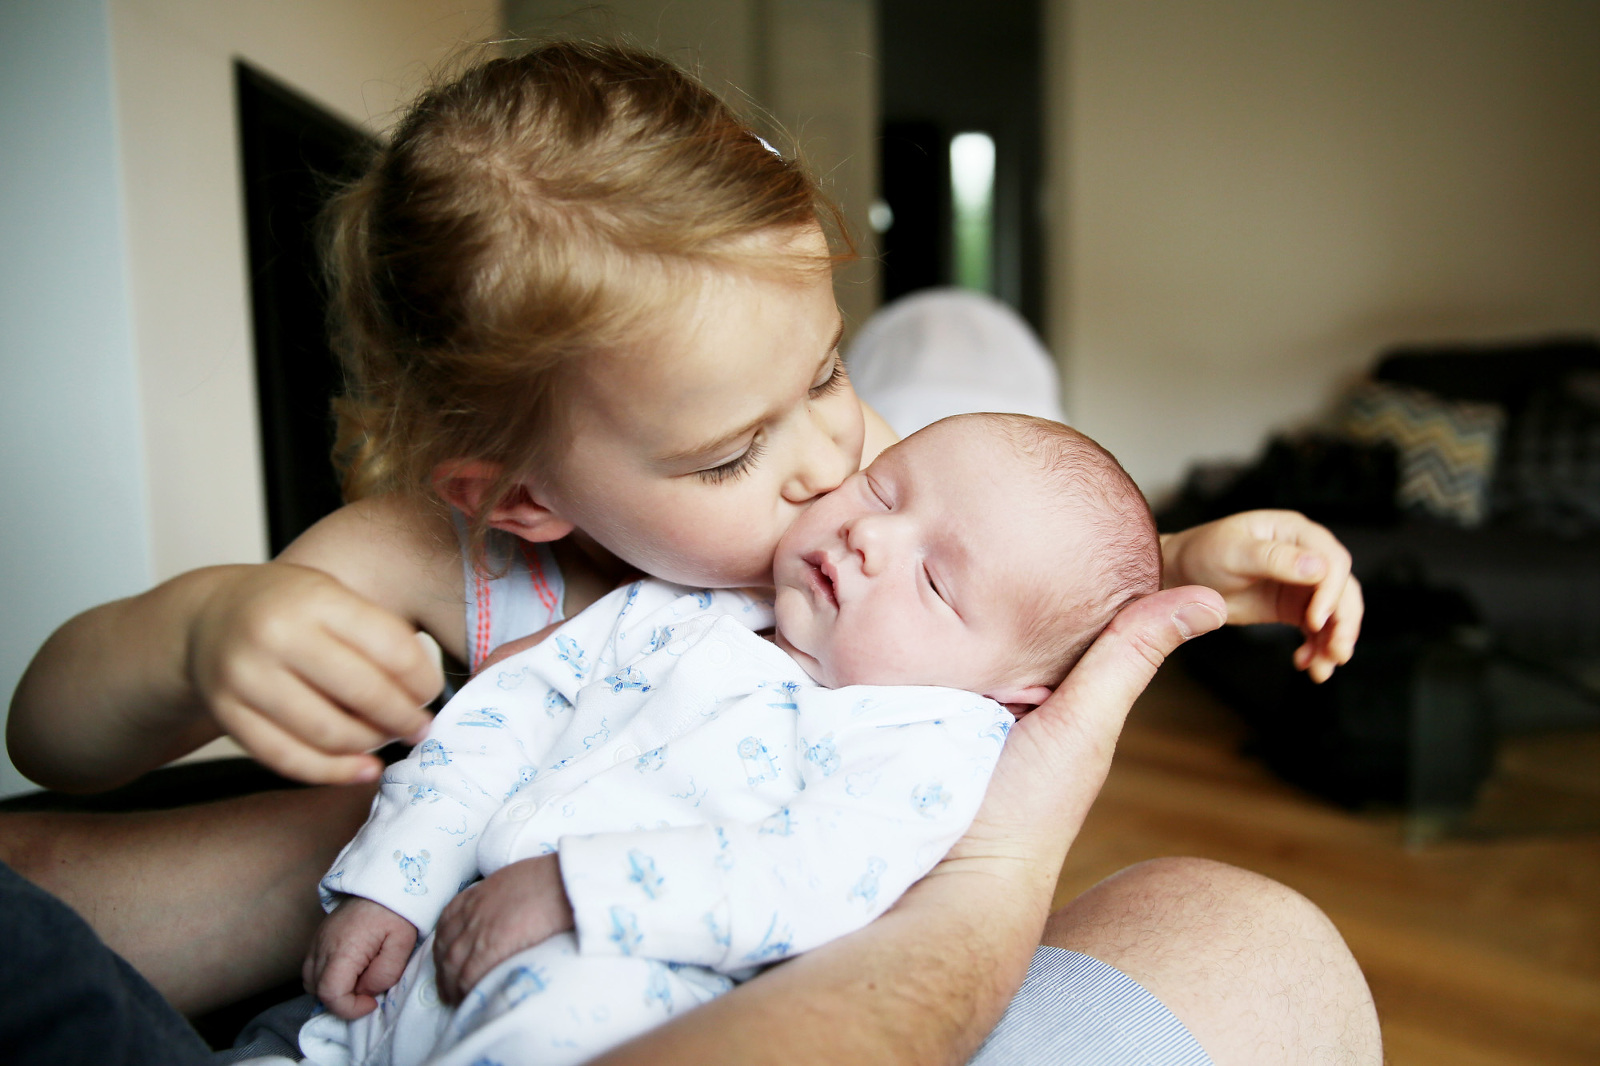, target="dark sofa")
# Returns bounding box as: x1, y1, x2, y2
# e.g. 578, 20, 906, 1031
1160, 337, 1600, 817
